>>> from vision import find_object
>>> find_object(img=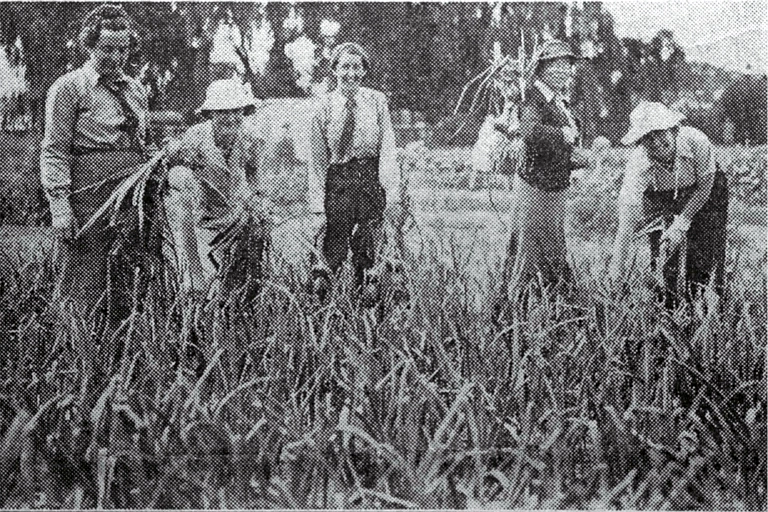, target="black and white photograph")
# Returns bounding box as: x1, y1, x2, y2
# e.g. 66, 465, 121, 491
0, 0, 765, 509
